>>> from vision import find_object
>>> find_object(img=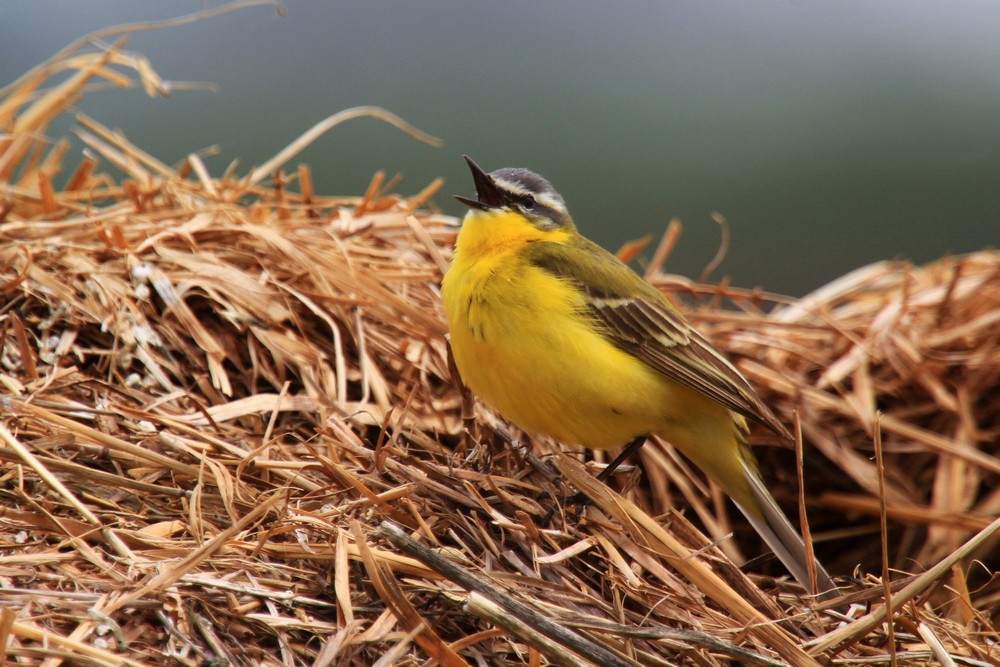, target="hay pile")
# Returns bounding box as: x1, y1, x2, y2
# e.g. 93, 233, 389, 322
2, 34, 998, 667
